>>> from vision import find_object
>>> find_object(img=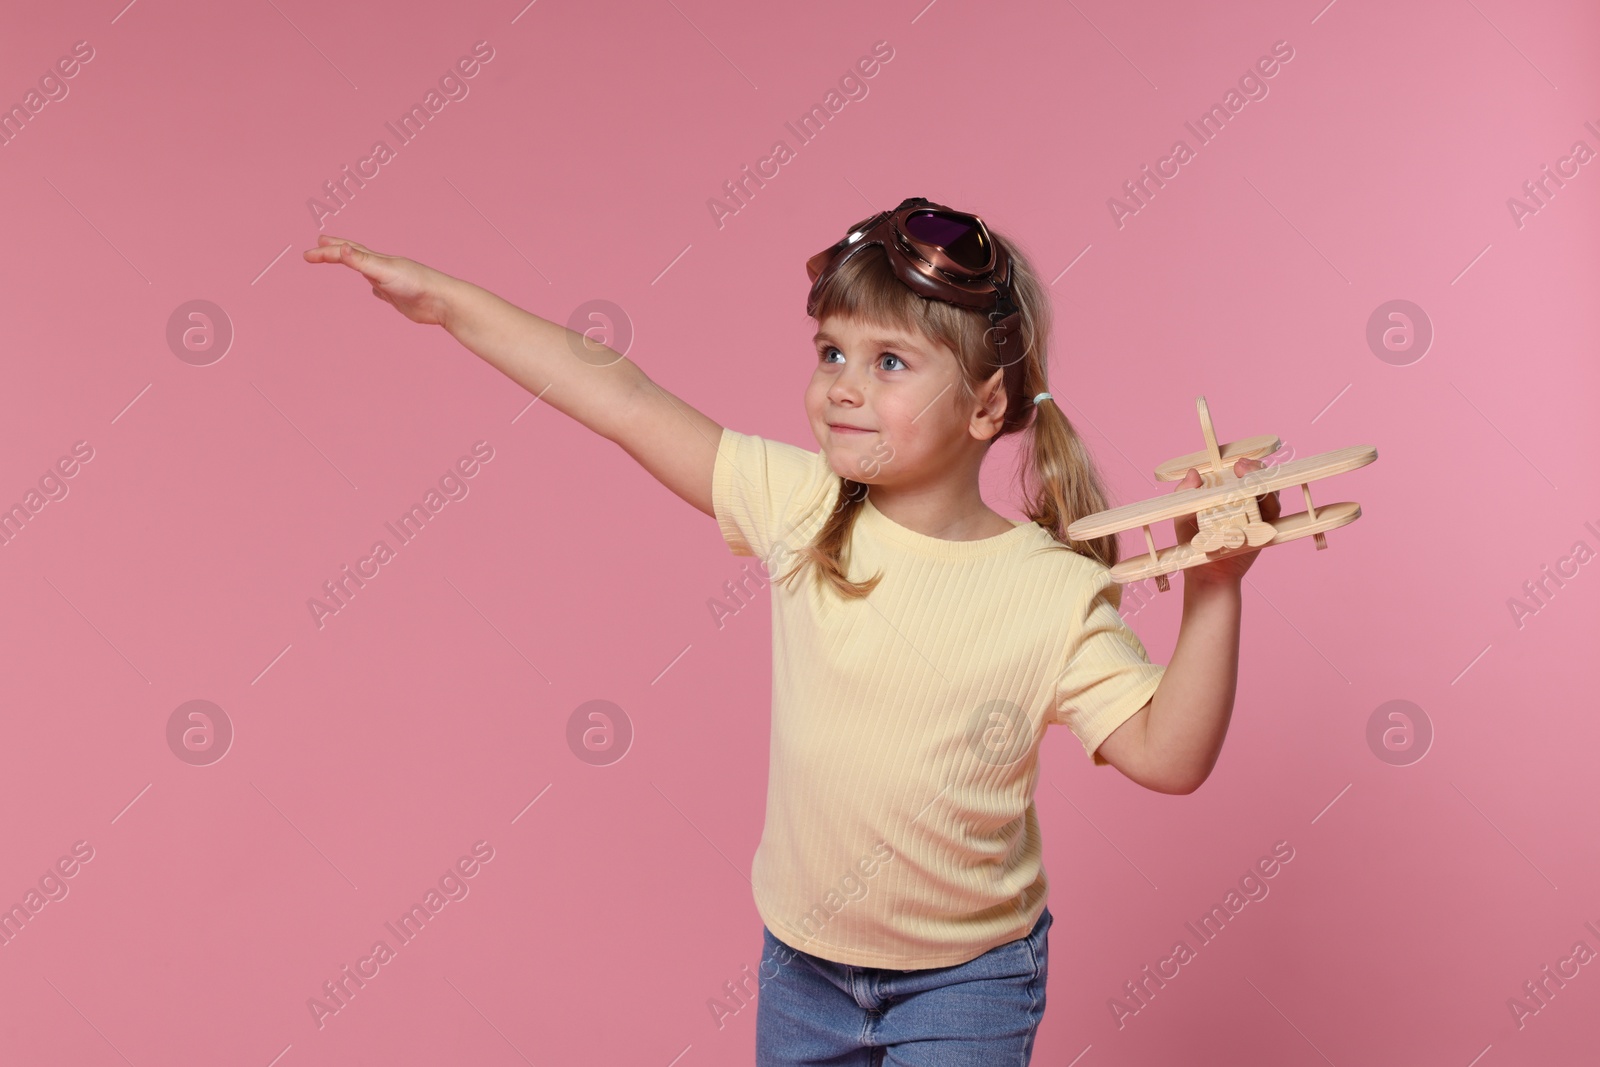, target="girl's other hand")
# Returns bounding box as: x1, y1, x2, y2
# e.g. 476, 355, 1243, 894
302, 235, 454, 327
1171, 457, 1282, 587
